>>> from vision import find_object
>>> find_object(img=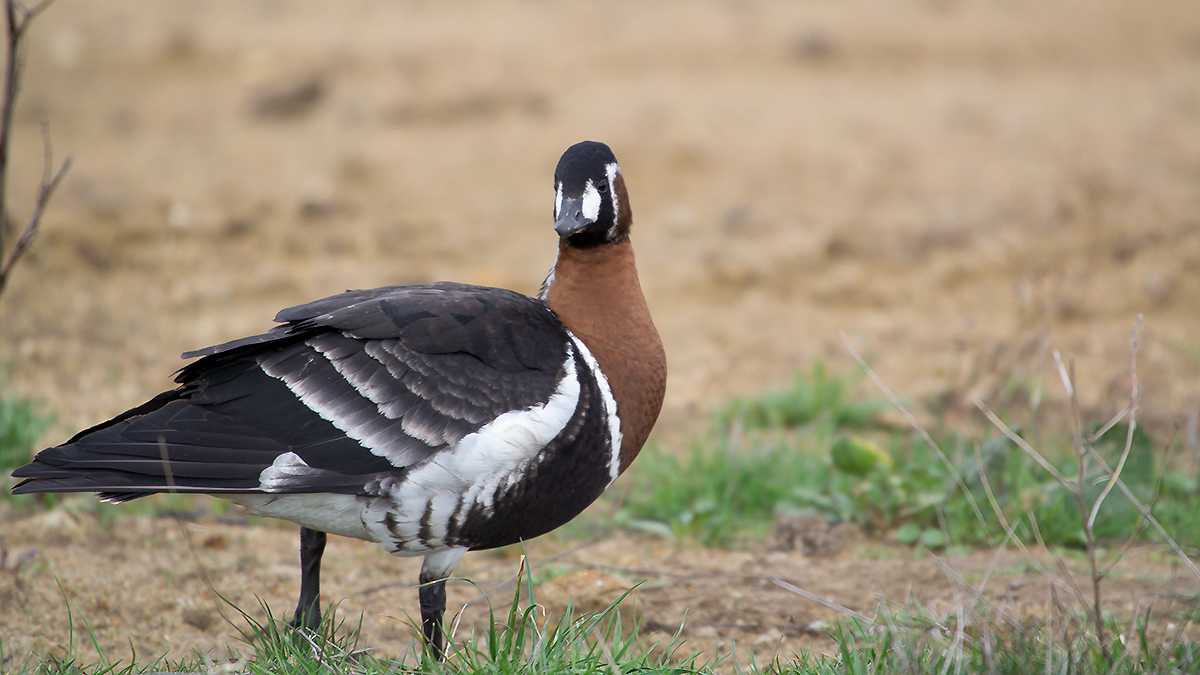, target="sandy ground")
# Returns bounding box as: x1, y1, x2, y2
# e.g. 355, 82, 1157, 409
3, 505, 1199, 666
2, 0, 1200, 666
